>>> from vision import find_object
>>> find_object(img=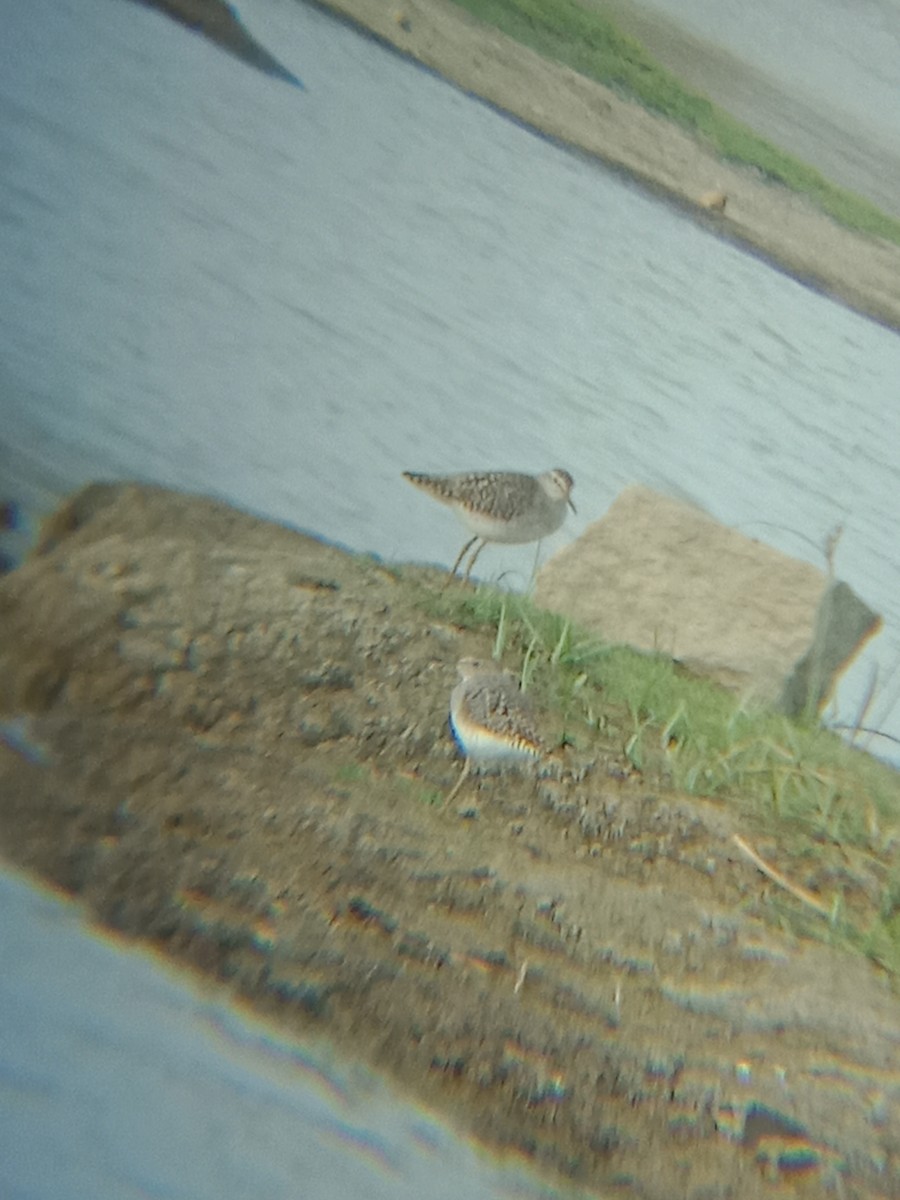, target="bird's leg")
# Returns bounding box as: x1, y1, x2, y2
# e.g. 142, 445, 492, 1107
462, 539, 487, 585
444, 536, 480, 587
526, 538, 544, 593
445, 757, 471, 804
